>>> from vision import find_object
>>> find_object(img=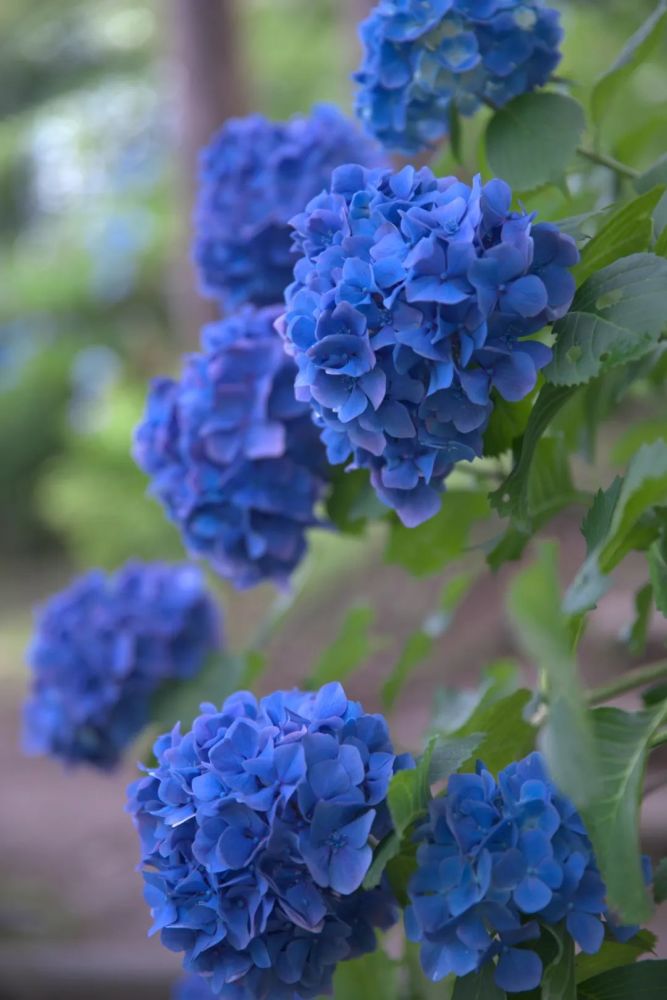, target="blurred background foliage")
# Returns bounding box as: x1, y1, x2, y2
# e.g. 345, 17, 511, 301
0, 0, 665, 575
